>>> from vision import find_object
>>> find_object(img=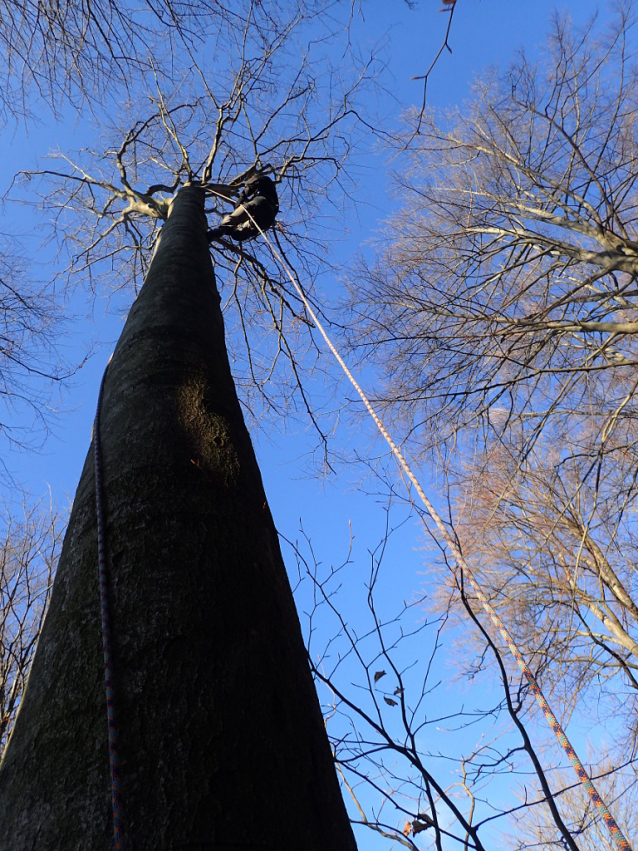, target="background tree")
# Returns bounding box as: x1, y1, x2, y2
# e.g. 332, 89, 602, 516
295, 503, 629, 851
512, 761, 638, 851
0, 494, 61, 757
345, 6, 638, 847
0, 0, 287, 119
0, 236, 67, 463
